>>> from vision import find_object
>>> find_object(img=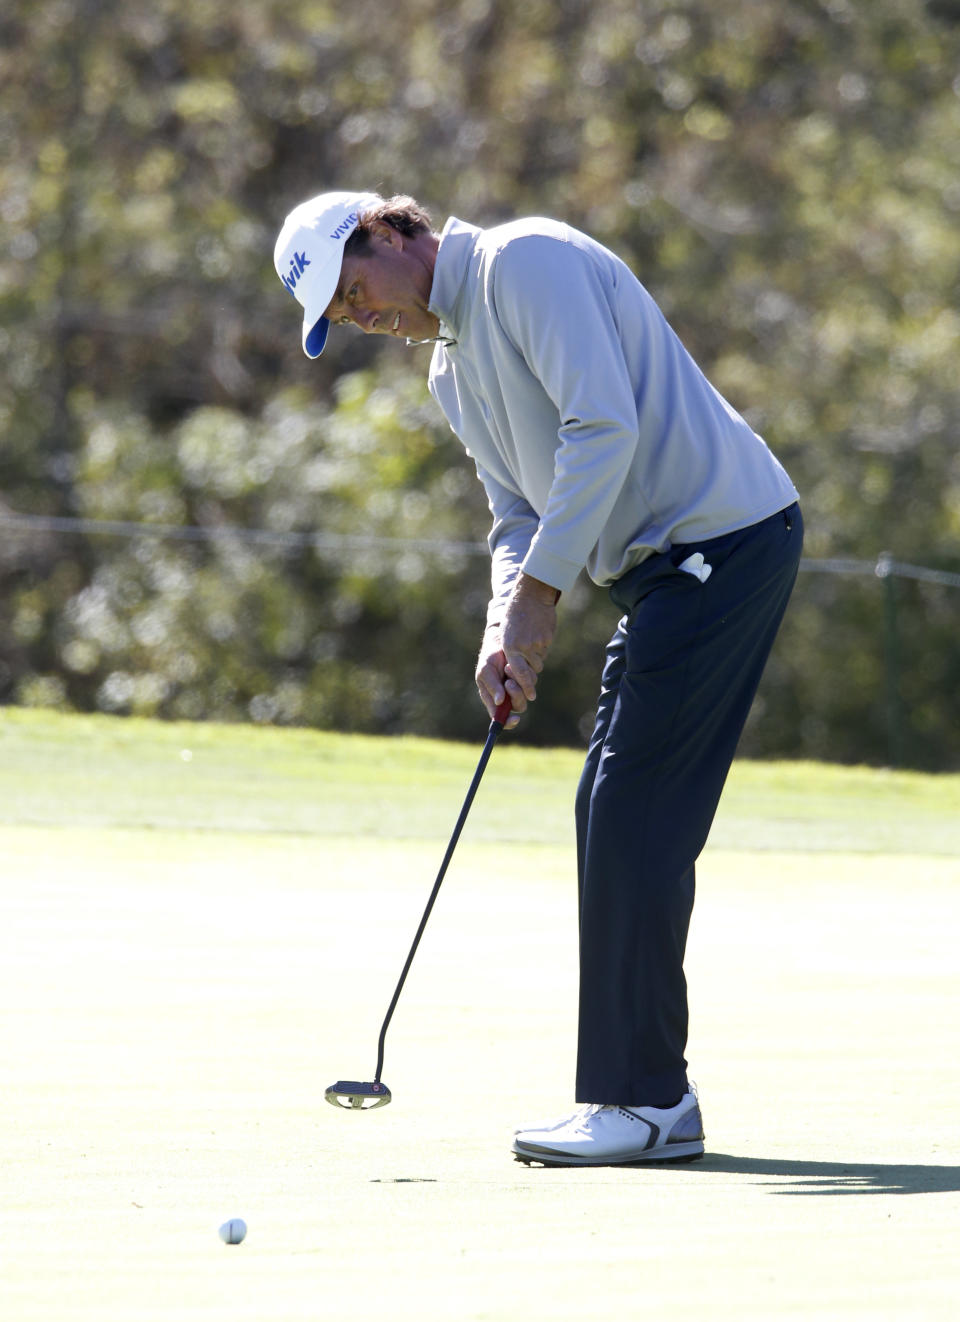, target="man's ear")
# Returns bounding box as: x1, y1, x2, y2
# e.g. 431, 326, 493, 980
369, 220, 402, 248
